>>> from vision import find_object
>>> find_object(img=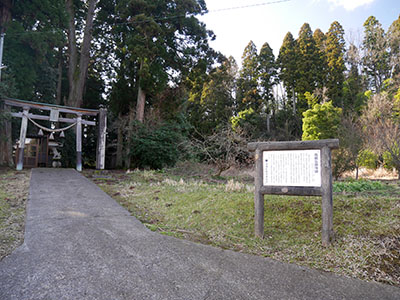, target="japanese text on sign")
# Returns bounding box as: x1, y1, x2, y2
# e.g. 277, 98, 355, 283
263, 150, 321, 187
